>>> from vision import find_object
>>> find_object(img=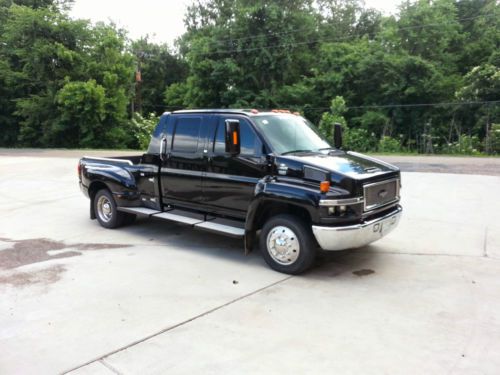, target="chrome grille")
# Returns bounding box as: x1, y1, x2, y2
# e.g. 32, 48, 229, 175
363, 178, 400, 211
